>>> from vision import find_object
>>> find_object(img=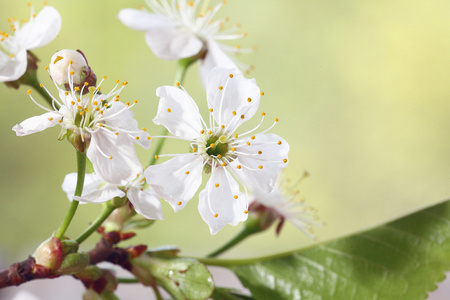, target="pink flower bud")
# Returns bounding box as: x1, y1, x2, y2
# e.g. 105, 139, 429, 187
32, 237, 63, 271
